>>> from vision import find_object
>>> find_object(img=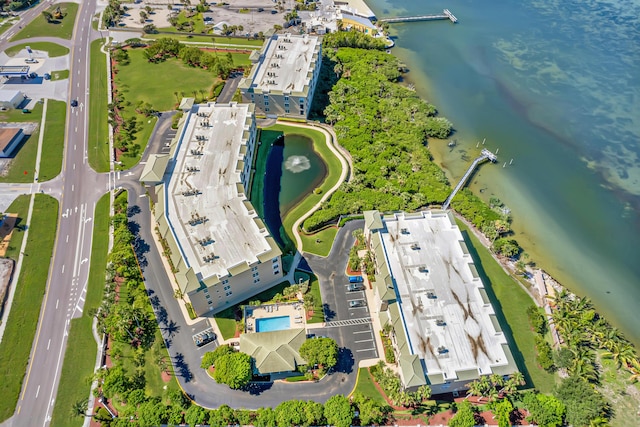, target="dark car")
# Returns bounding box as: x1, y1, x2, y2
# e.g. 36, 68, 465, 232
71, 99, 78, 107
43, 73, 51, 80
257, 7, 264, 12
